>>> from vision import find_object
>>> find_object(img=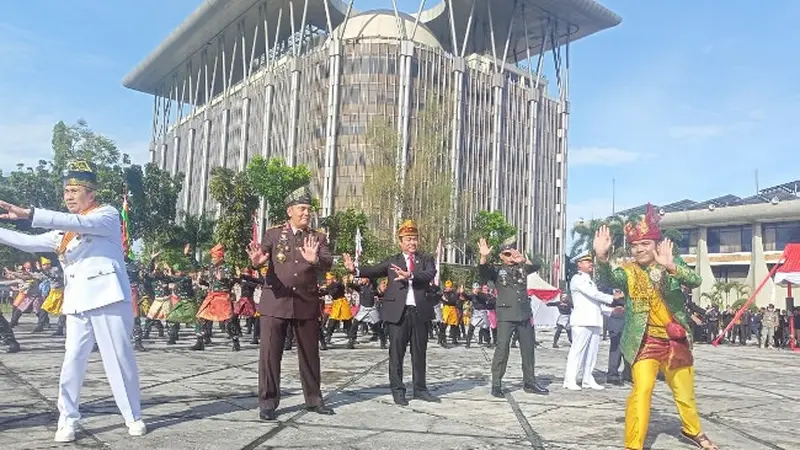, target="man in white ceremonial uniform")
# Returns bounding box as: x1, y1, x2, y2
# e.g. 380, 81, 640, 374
0, 161, 146, 442
563, 251, 622, 391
